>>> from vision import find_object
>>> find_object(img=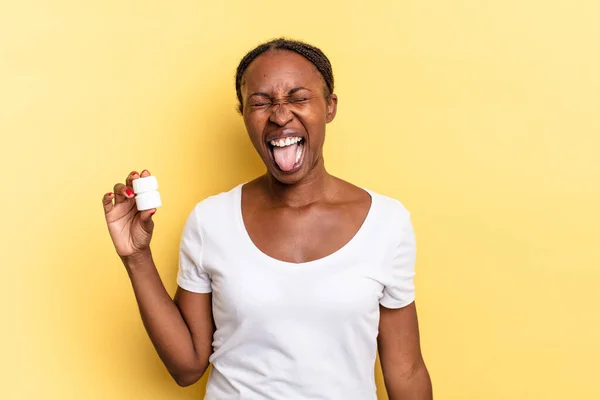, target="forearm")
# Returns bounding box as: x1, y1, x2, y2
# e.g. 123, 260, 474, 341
123, 250, 208, 385
384, 361, 432, 400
